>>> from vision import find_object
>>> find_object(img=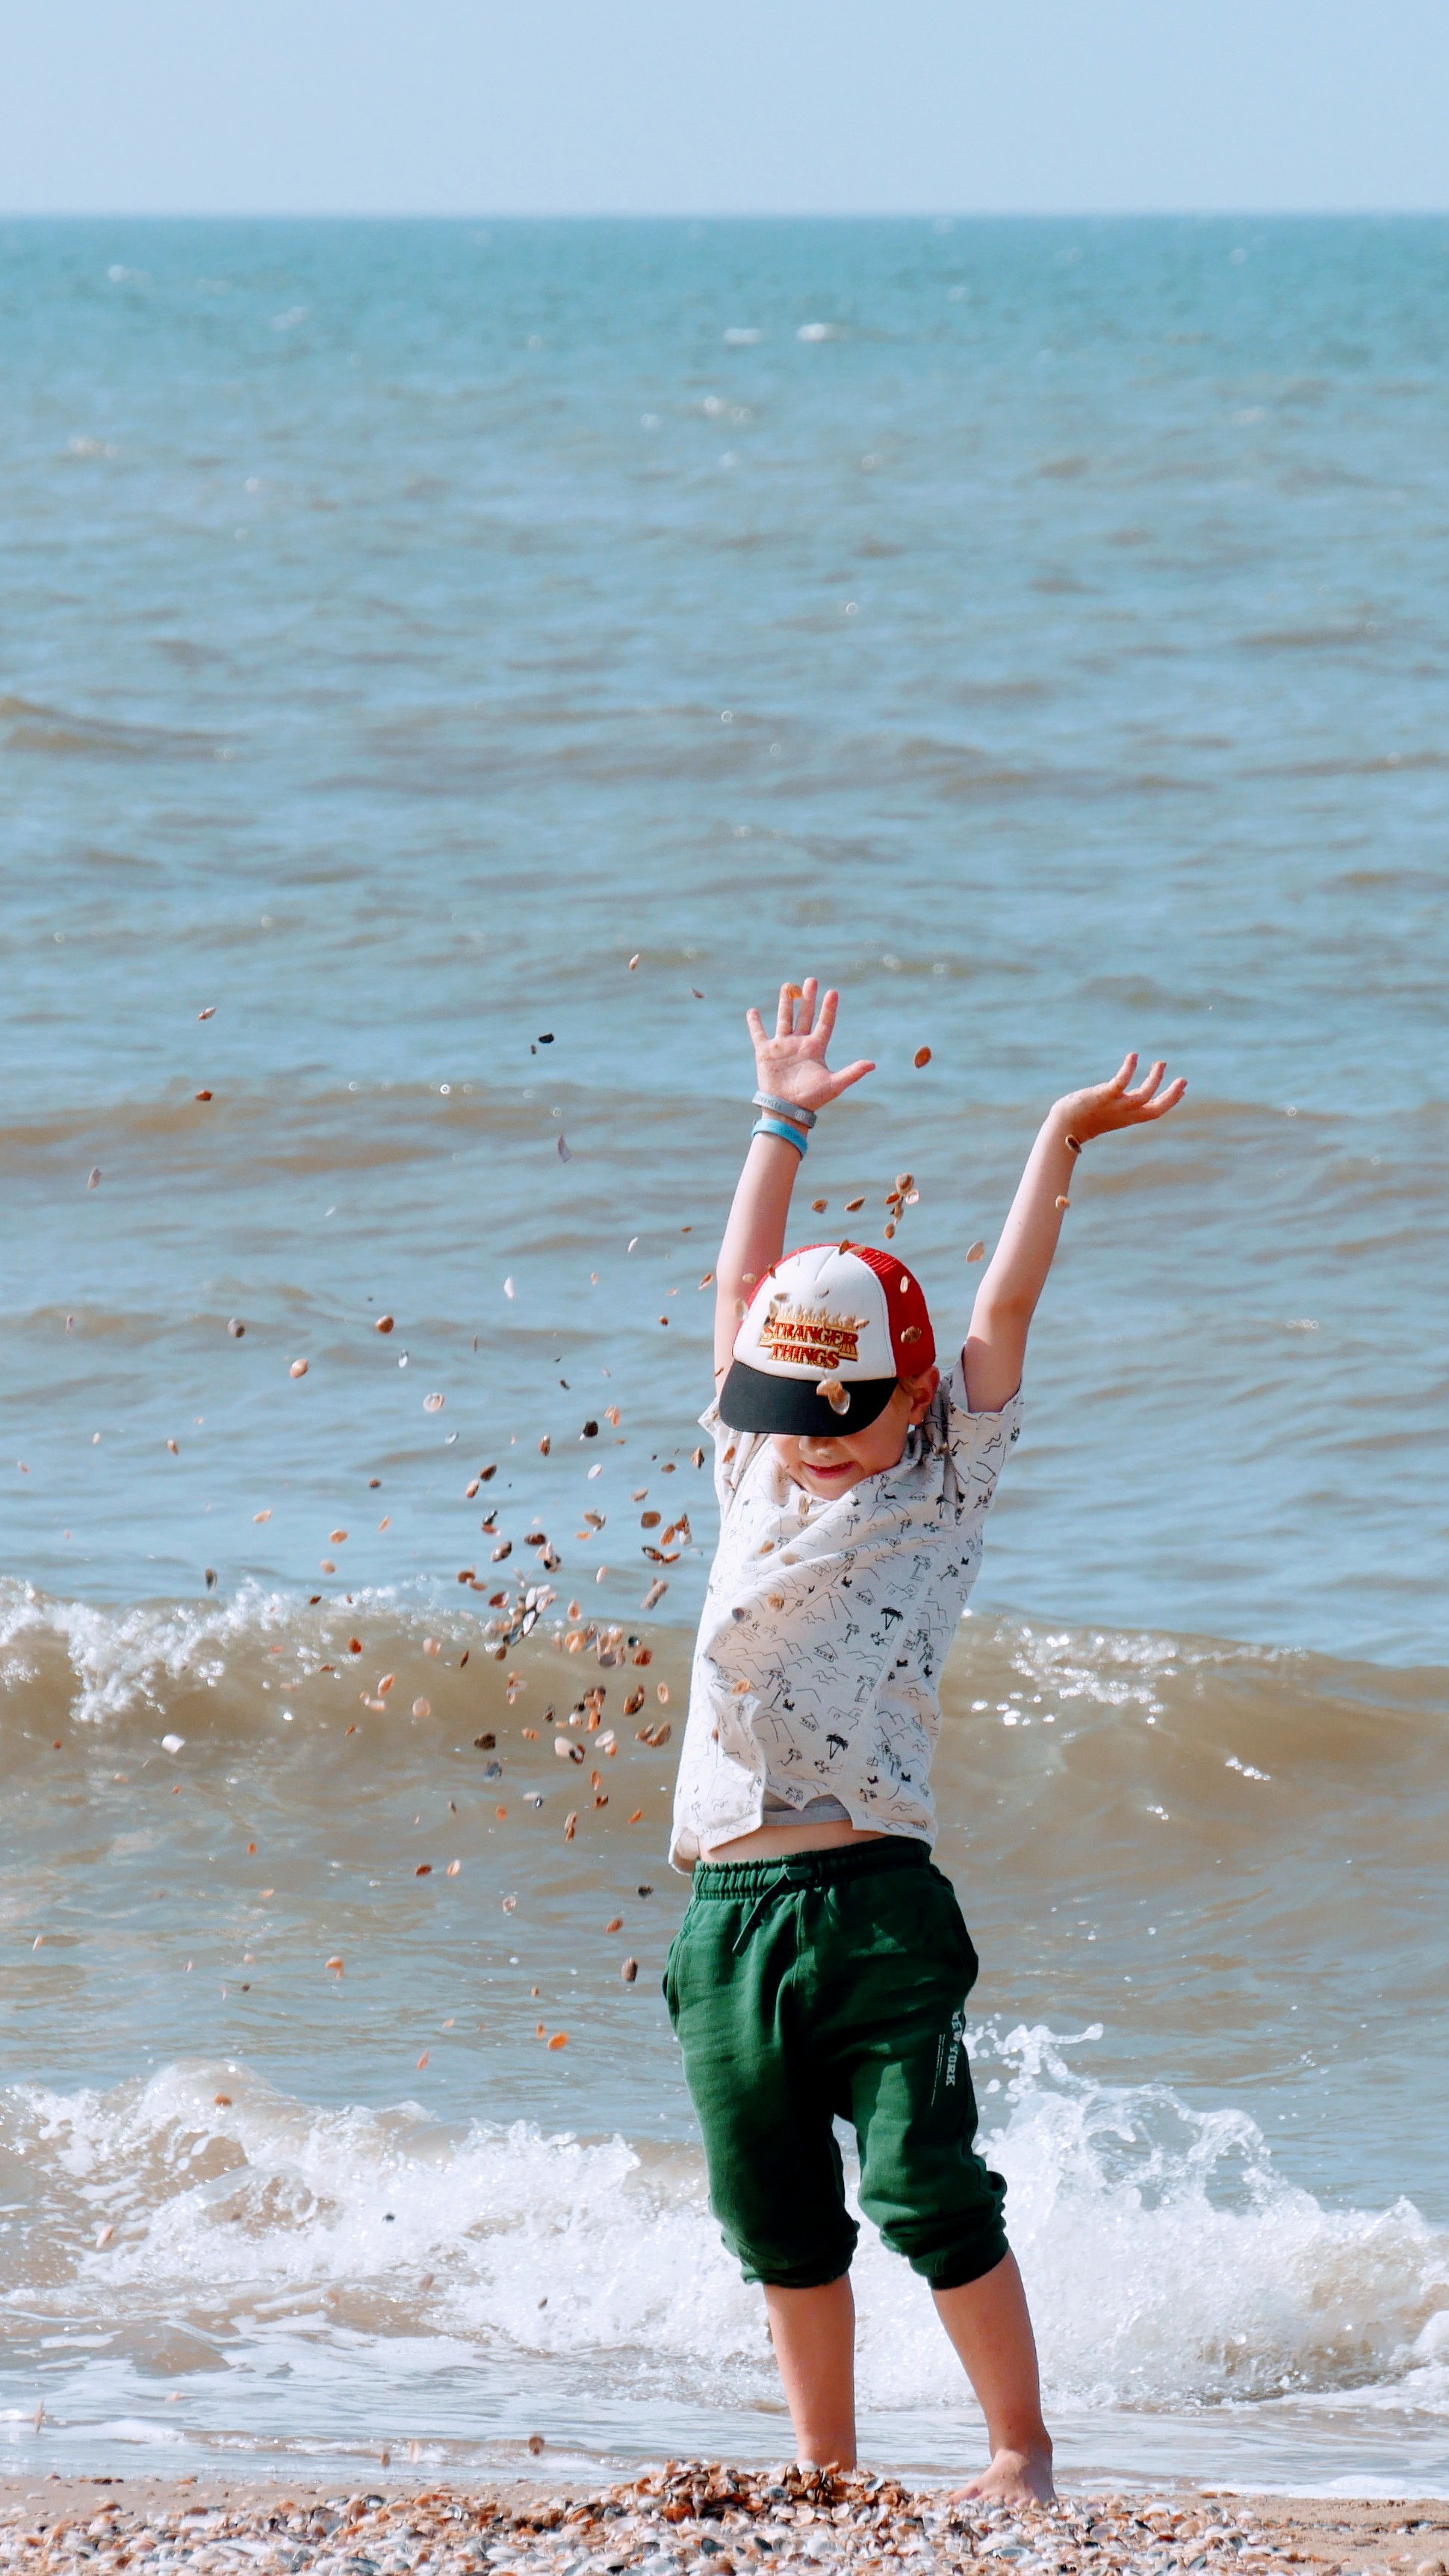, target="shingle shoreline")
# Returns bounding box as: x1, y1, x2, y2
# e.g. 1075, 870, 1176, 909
4, 2465, 1446, 2576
